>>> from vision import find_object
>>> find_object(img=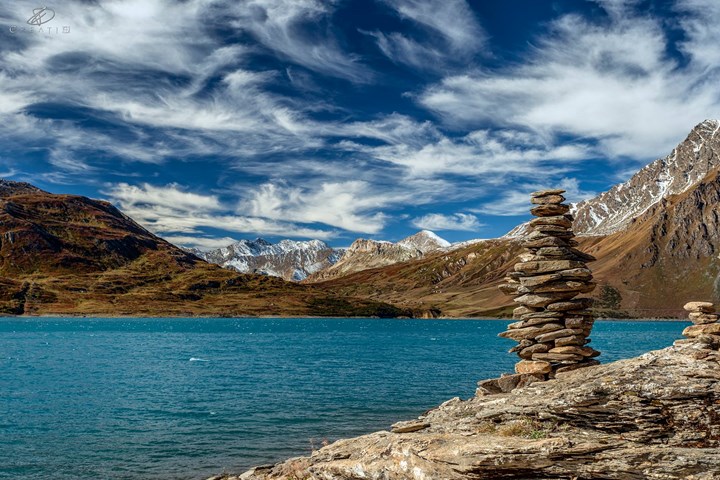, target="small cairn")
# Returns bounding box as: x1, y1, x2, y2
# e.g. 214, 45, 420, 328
681, 302, 720, 349
497, 189, 600, 379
